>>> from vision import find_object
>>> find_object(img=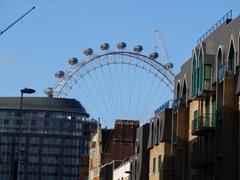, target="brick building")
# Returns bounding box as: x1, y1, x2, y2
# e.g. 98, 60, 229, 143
88, 120, 139, 180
